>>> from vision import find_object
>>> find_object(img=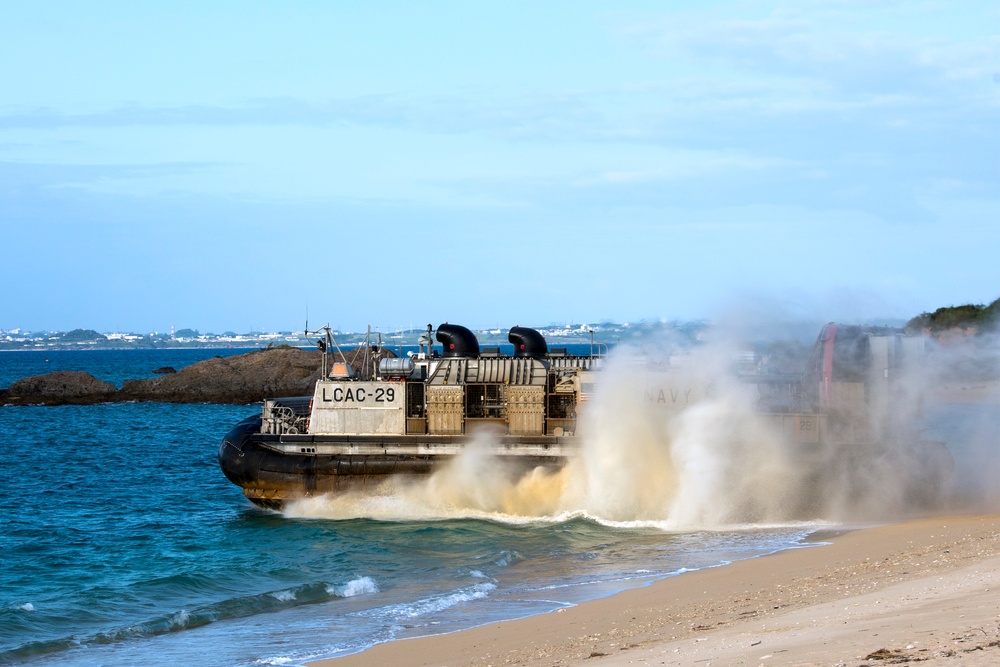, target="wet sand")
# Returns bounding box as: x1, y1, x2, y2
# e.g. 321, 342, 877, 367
311, 514, 1000, 666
